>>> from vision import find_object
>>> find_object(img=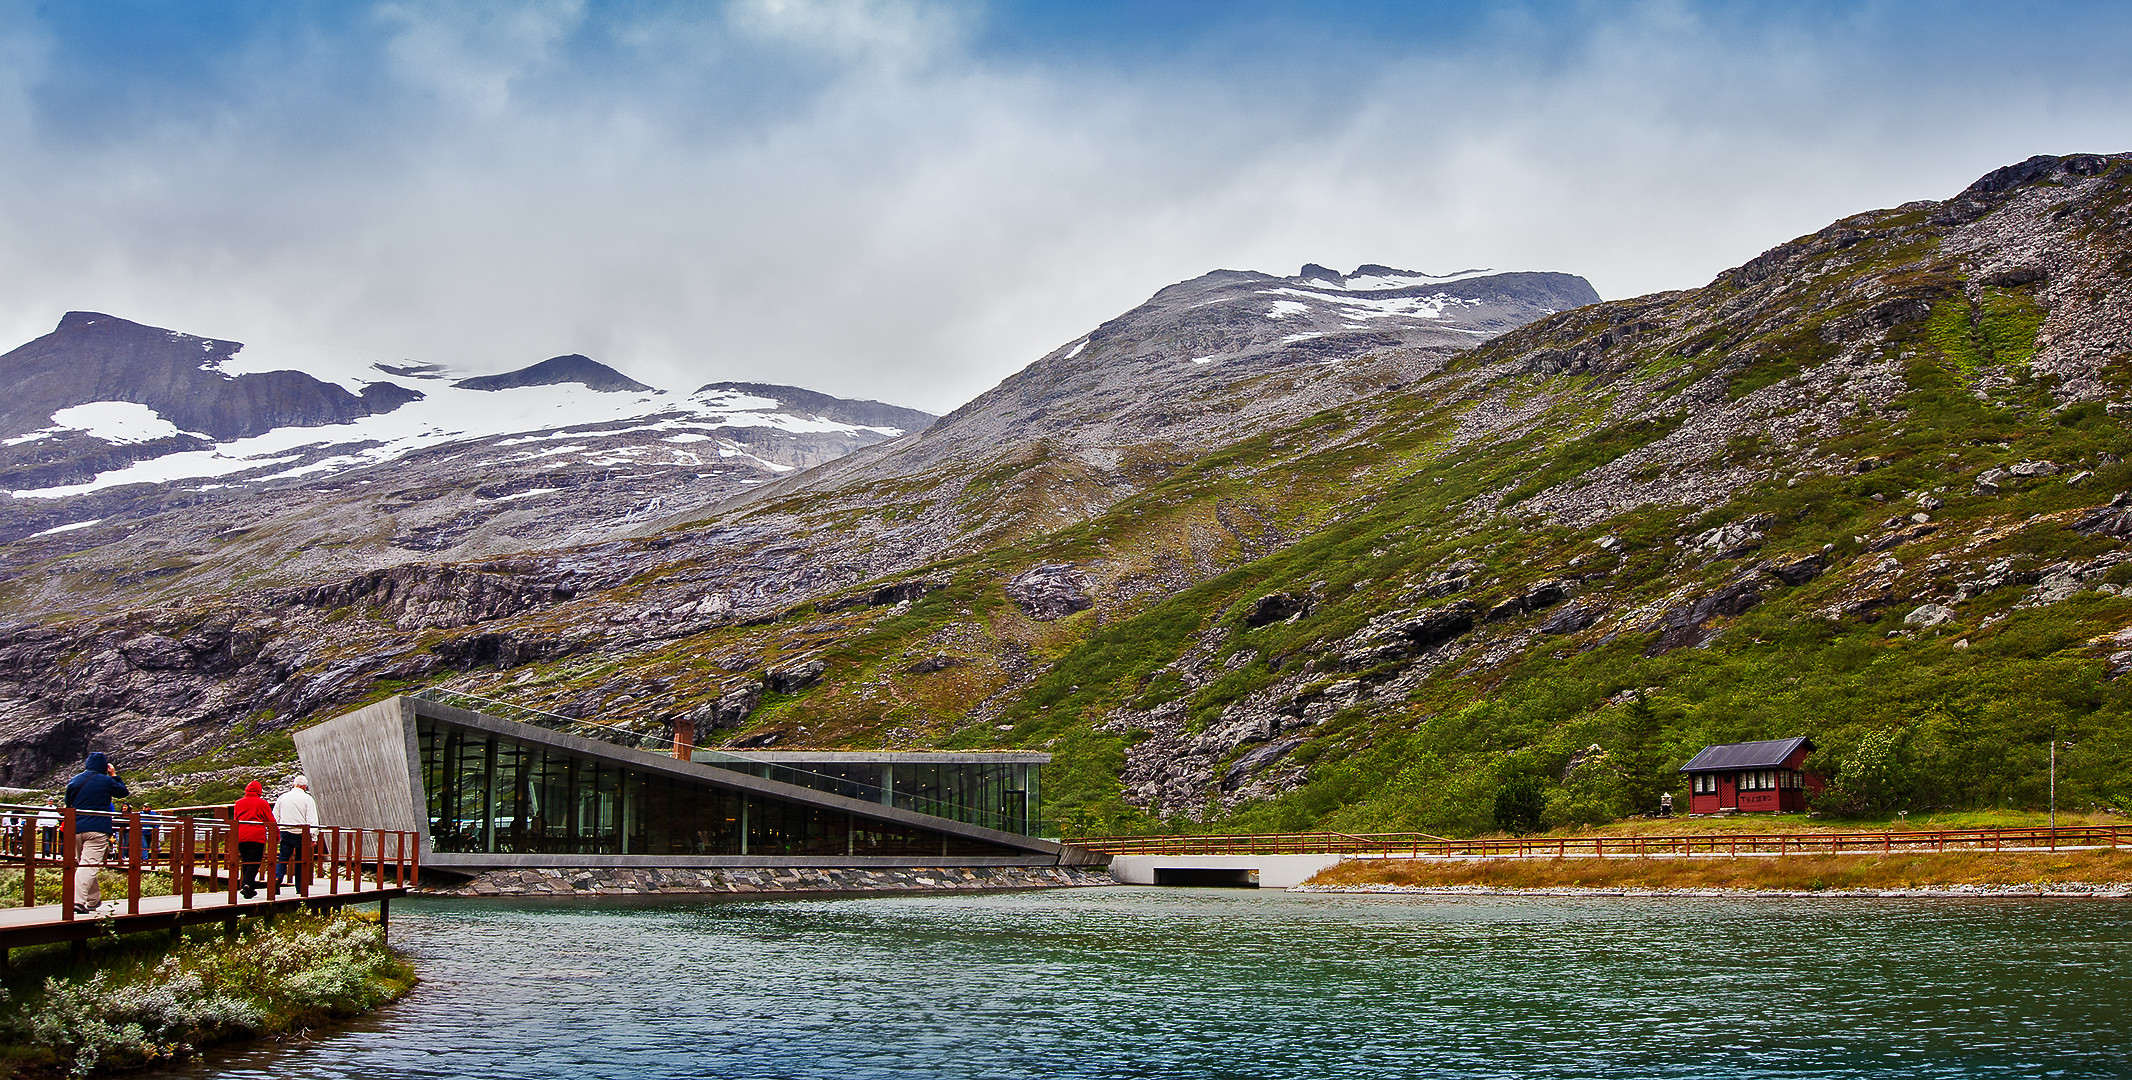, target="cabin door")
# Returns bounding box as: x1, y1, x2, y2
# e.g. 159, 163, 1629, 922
1718, 772, 1737, 809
